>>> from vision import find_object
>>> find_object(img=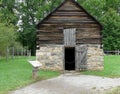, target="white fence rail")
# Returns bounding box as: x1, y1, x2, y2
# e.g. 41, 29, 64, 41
5, 47, 31, 60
